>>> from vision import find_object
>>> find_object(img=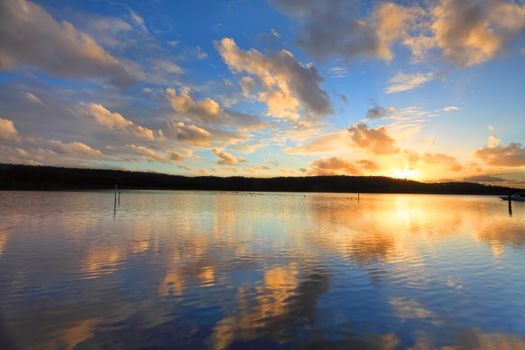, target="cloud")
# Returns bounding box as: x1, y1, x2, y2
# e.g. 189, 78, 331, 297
487, 135, 501, 148
165, 121, 211, 146
166, 87, 264, 130
422, 153, 462, 171
366, 105, 396, 119
0, 117, 105, 165
403, 35, 438, 62
24, 92, 44, 105
347, 123, 399, 155
285, 130, 349, 155
464, 175, 506, 183
240, 76, 256, 97
128, 145, 166, 162
152, 60, 183, 75
270, 1, 421, 62
386, 72, 434, 94
0, 117, 19, 141
443, 106, 461, 112
212, 148, 246, 165
166, 87, 221, 123
0, 0, 131, 85
308, 157, 361, 176
475, 142, 525, 167
169, 151, 184, 162
193, 46, 208, 60
432, 0, 525, 66
87, 103, 156, 140
271, 0, 525, 67
232, 140, 265, 154
357, 159, 380, 172
129, 9, 147, 32
47, 140, 103, 158
216, 37, 331, 121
